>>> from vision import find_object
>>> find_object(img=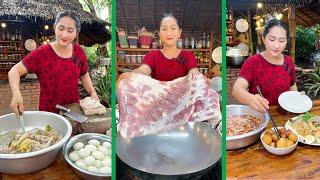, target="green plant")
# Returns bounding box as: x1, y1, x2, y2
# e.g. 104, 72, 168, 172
95, 65, 112, 107
295, 26, 318, 63
301, 61, 320, 98
84, 46, 98, 72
